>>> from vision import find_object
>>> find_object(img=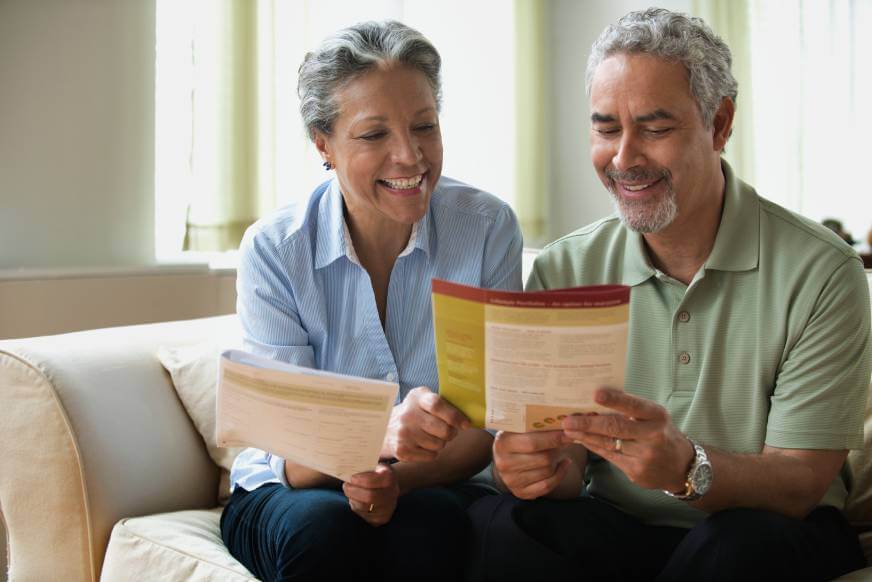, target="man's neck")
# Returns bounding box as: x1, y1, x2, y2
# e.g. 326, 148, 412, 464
642, 173, 726, 286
